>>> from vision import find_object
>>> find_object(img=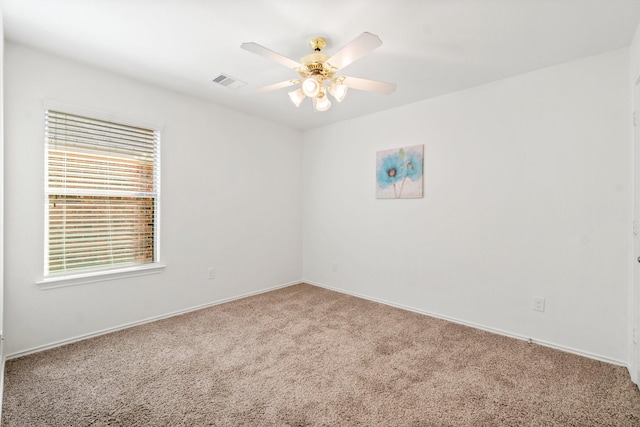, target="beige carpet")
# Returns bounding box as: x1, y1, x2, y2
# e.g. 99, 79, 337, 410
2, 283, 640, 426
